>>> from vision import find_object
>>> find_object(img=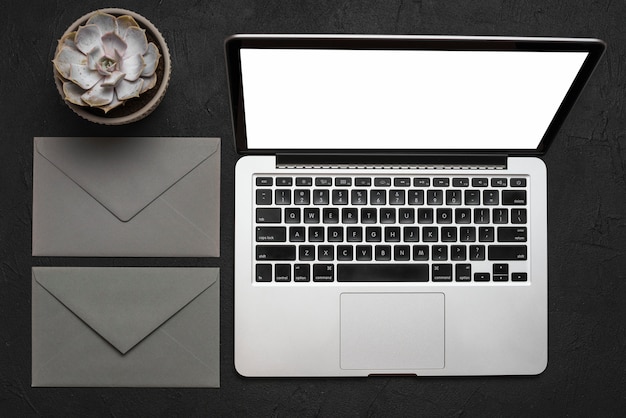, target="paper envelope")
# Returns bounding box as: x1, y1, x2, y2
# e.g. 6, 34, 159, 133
32, 137, 220, 257
32, 267, 220, 387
